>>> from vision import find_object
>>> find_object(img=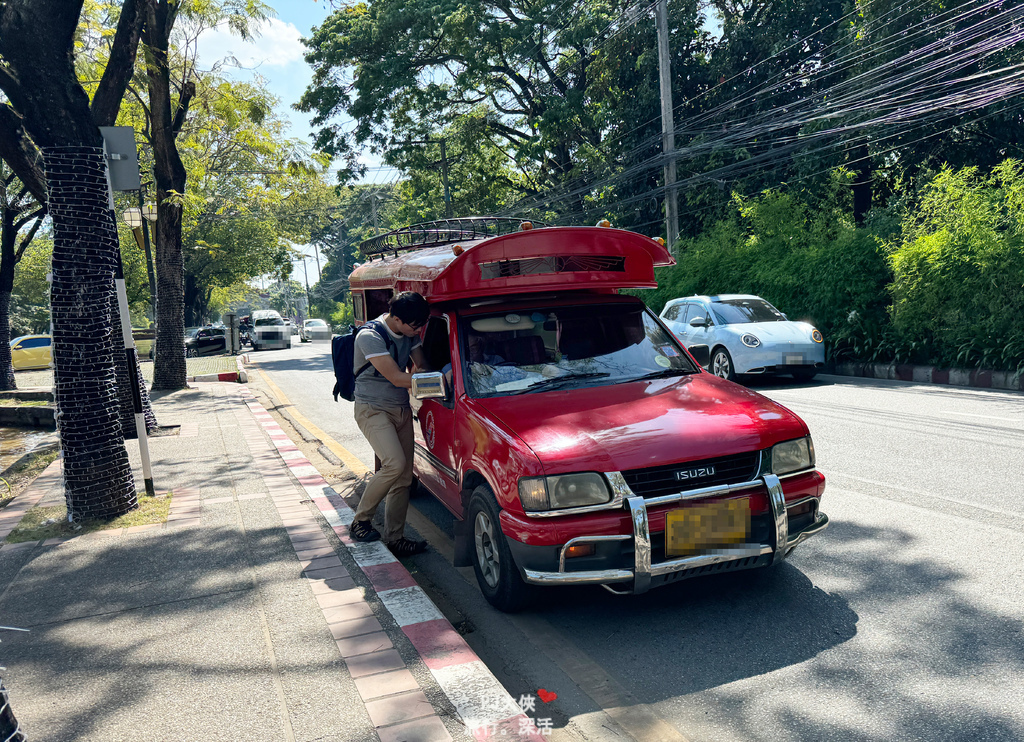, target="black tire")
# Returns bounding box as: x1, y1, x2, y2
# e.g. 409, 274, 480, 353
791, 368, 817, 382
251, 342, 259, 352
468, 486, 533, 612
185, 348, 198, 358
710, 347, 737, 381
